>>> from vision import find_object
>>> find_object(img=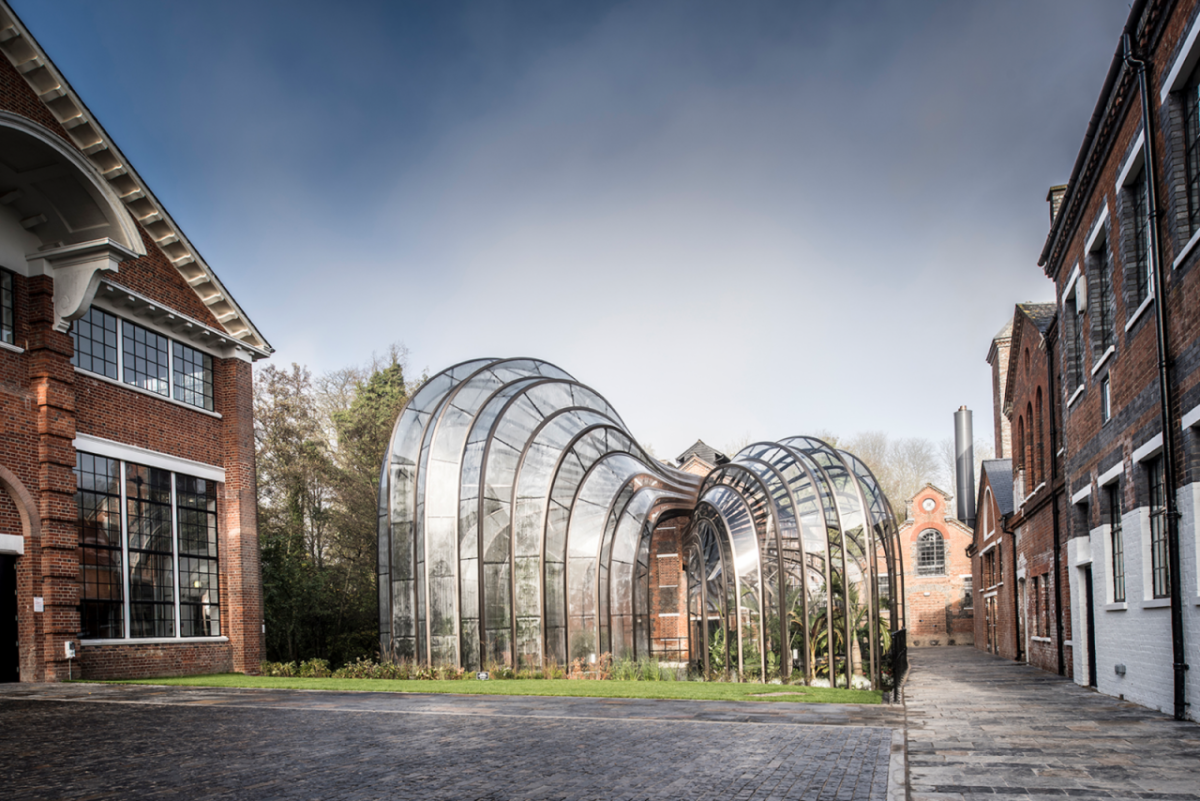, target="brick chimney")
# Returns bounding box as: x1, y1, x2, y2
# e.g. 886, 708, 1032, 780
1046, 184, 1067, 226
